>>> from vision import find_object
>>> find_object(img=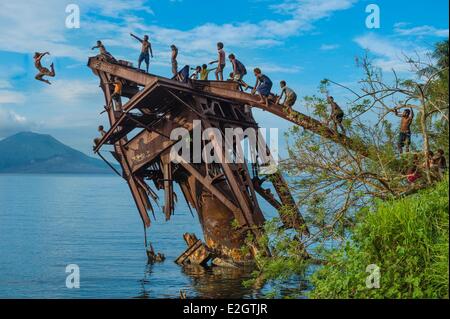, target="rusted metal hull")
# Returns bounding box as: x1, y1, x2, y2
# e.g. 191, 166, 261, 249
88, 56, 311, 265
197, 189, 253, 263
